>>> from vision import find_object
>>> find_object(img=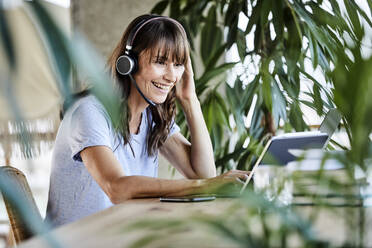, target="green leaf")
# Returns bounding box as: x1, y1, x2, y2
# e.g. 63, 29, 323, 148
344, 0, 363, 39
201, 5, 222, 66
26, 1, 73, 103
201, 90, 230, 152
260, 63, 272, 111
196, 62, 236, 89
260, 0, 272, 26
205, 43, 227, 71
187, 2, 208, 37
242, 0, 248, 17
182, 0, 199, 14
226, 18, 239, 49
69, 33, 122, 126
215, 147, 245, 168
203, 95, 214, 133
0, 169, 61, 247
308, 2, 340, 29
328, 0, 342, 16
223, 0, 240, 49
0, 8, 16, 70
288, 102, 308, 131
285, 11, 302, 63
317, 45, 331, 73
214, 91, 230, 126
250, 102, 264, 139
181, 20, 195, 50
224, 0, 239, 26
300, 99, 315, 110
242, 75, 260, 114
368, 0, 372, 18
285, 1, 303, 42
349, 0, 372, 28
237, 149, 252, 171
150, 0, 169, 14
29, 1, 121, 127
272, 0, 284, 40
306, 28, 318, 68
226, 83, 244, 133
312, 84, 324, 116
298, 67, 328, 93
271, 79, 287, 127
236, 29, 247, 61
169, 0, 181, 18
245, 0, 262, 34
291, 0, 344, 64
